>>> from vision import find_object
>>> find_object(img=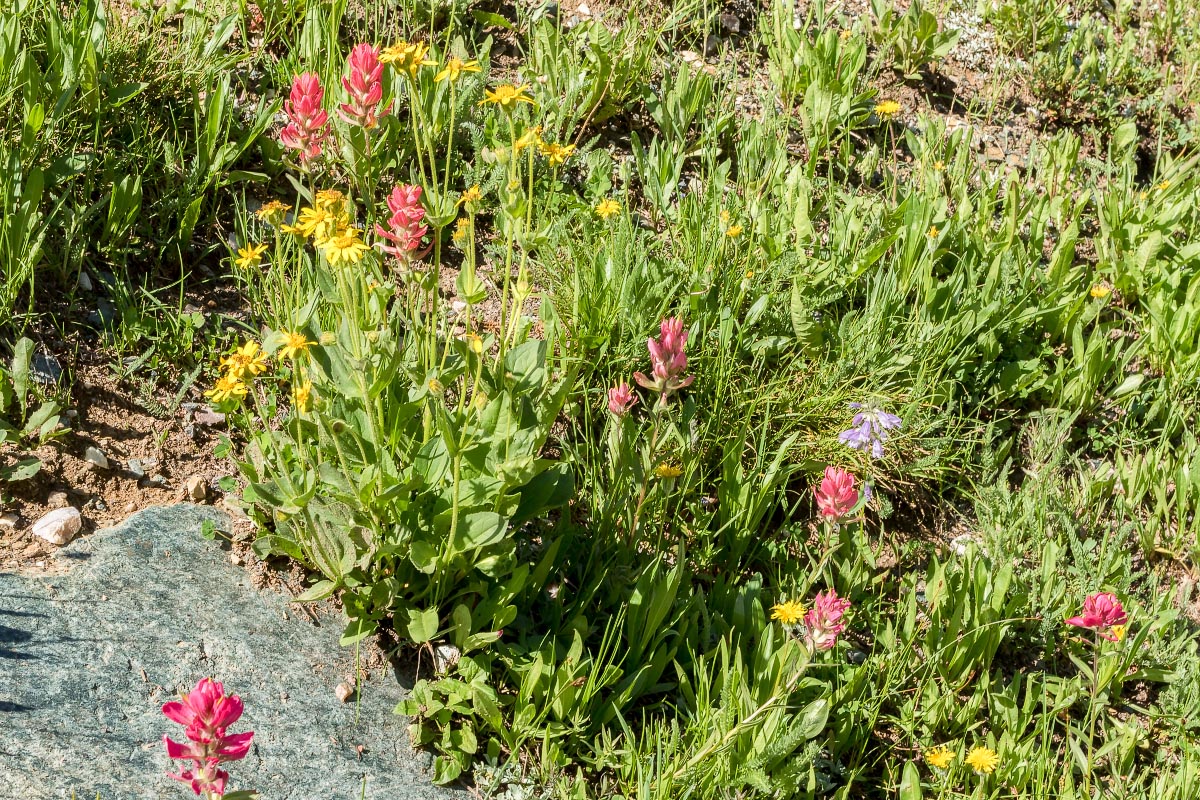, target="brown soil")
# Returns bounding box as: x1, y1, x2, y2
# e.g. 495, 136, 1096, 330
0, 360, 233, 572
